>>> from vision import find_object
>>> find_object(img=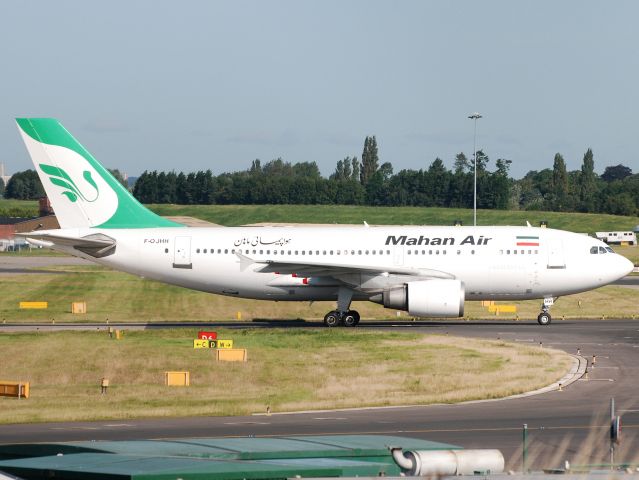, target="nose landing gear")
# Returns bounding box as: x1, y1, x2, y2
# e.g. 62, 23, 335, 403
537, 297, 554, 325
